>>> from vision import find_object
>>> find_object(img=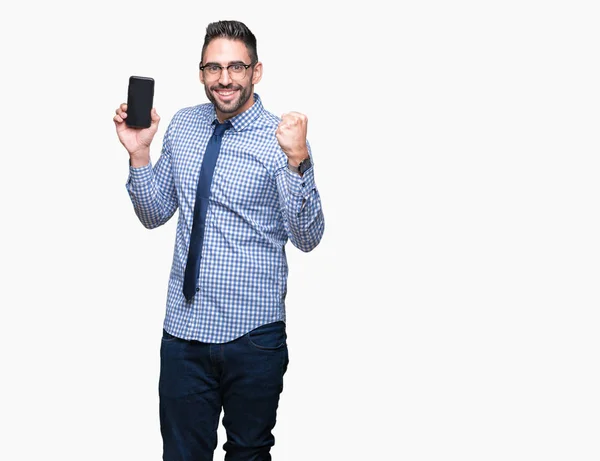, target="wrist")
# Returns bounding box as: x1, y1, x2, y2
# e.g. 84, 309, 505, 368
129, 151, 150, 168
286, 147, 309, 167
287, 156, 311, 176
287, 162, 301, 174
